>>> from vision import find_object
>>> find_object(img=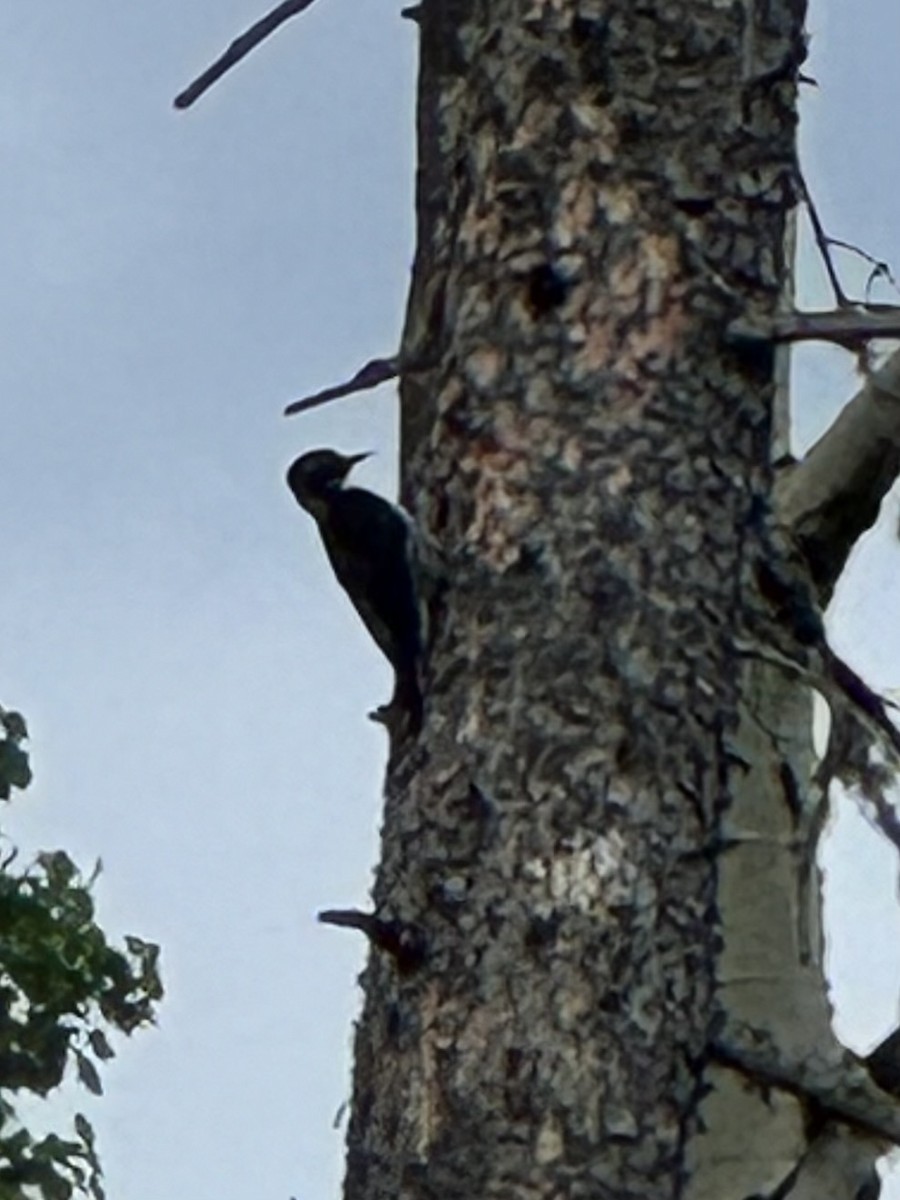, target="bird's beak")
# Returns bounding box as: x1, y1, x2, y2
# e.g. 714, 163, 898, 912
346, 451, 373, 468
